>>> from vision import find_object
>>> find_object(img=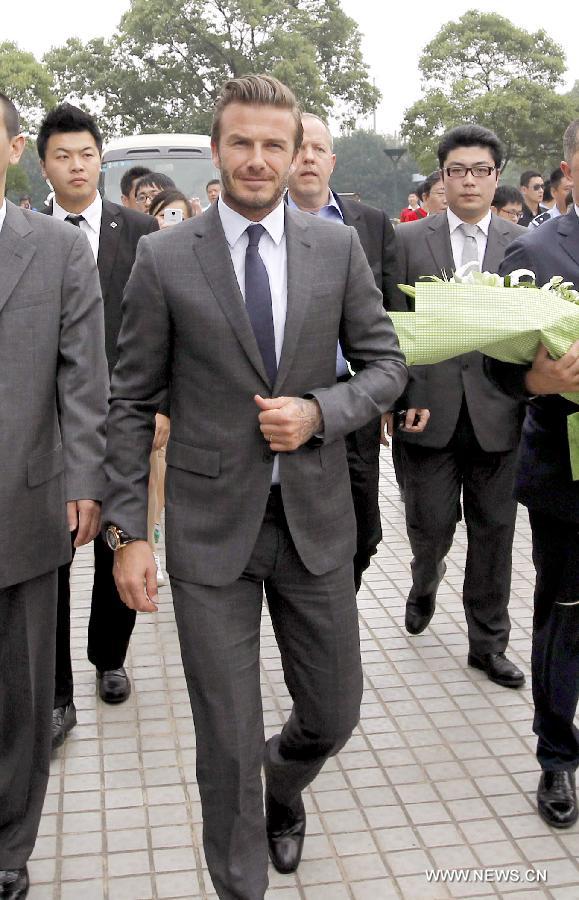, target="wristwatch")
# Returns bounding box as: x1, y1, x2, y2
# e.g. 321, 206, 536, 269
105, 525, 138, 551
